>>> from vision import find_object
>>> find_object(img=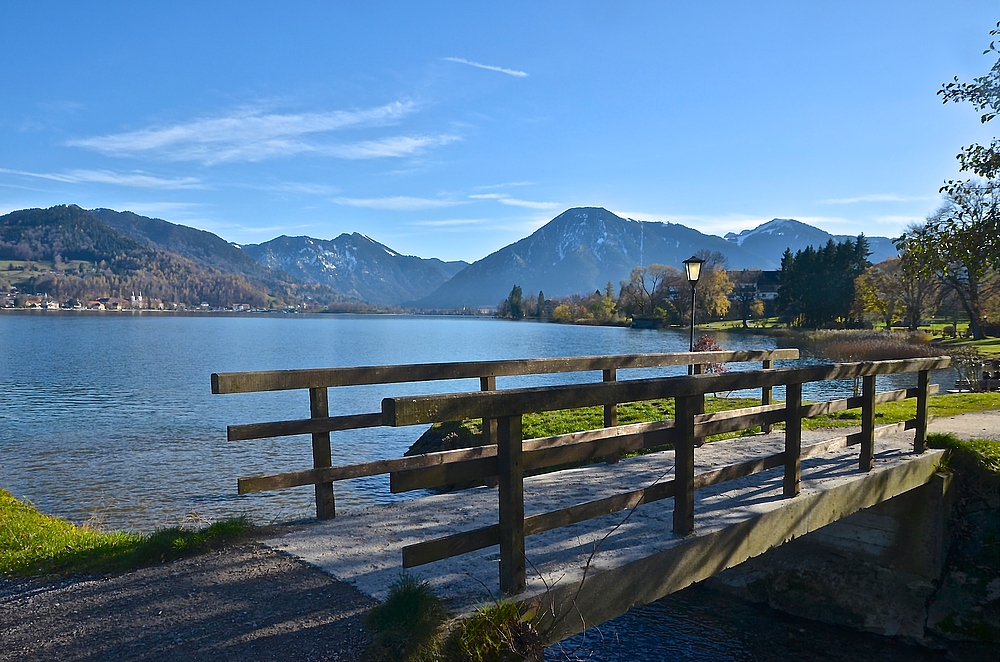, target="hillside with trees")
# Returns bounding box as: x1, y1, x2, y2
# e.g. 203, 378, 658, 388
0, 205, 347, 308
